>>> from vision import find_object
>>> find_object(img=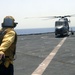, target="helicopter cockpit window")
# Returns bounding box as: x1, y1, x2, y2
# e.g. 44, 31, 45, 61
55, 22, 64, 26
